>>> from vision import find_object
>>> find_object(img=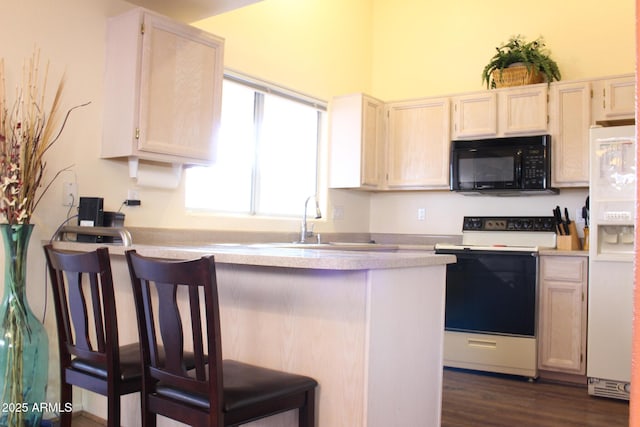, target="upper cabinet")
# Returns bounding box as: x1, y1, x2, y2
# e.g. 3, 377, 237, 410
592, 75, 636, 122
452, 84, 548, 140
451, 92, 497, 138
549, 81, 592, 187
385, 97, 451, 189
329, 93, 384, 189
327, 73, 633, 192
101, 8, 225, 165
498, 85, 549, 135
